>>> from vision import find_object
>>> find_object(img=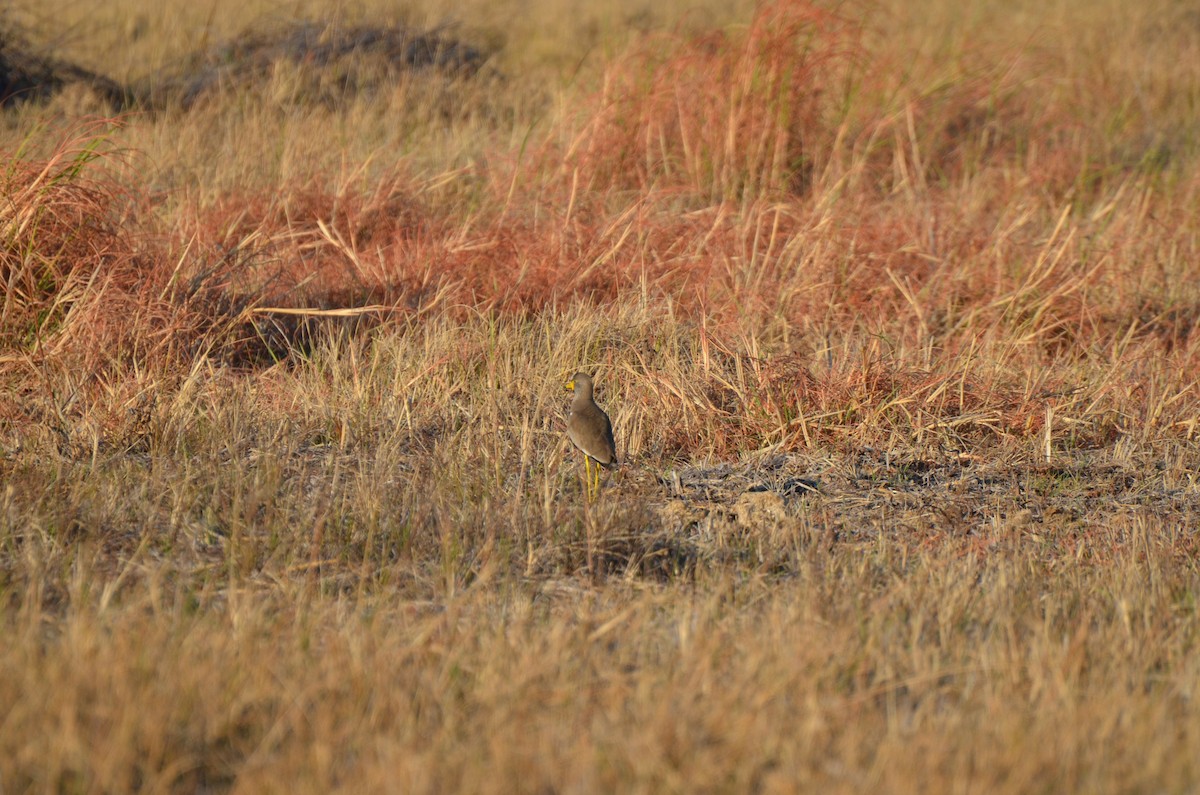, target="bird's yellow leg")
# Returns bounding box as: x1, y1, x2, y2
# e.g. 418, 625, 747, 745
583, 456, 592, 501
